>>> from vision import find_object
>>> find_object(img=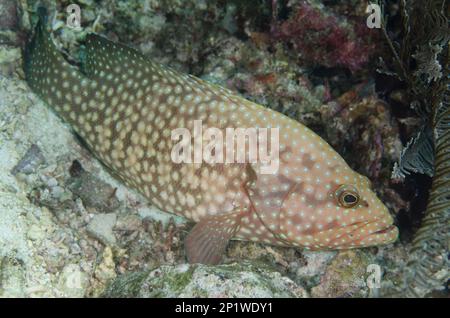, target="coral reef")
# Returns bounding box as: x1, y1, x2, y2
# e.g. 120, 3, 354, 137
0, 0, 444, 298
